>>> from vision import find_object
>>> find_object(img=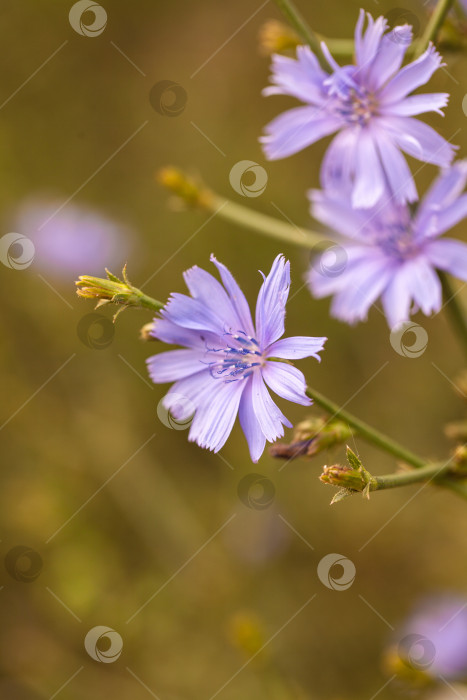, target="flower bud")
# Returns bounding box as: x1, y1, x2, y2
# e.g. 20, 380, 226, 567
258, 19, 300, 55
157, 167, 214, 209
270, 417, 353, 460
227, 611, 265, 658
